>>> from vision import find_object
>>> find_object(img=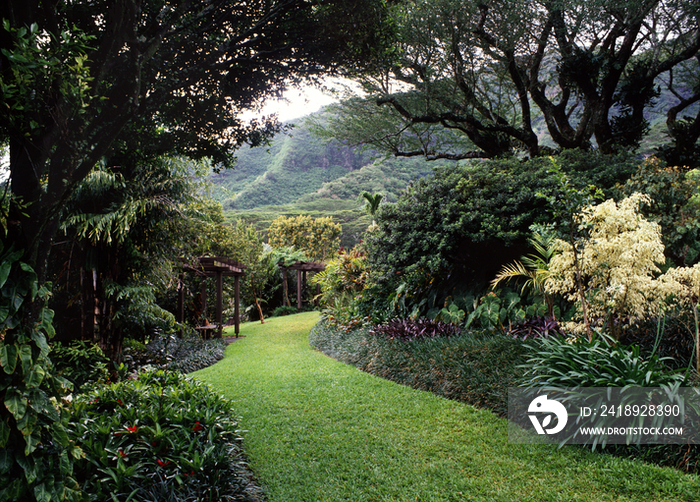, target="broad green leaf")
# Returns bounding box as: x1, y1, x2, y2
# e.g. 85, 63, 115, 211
4, 388, 28, 421
38, 307, 55, 340
18, 449, 38, 482
0, 261, 11, 290
0, 344, 18, 374
11, 292, 24, 314
0, 305, 9, 324
24, 431, 41, 455
59, 451, 71, 476
18, 344, 33, 374
30, 330, 50, 357
50, 422, 70, 448
15, 407, 36, 434
33, 479, 51, 502
24, 364, 46, 389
